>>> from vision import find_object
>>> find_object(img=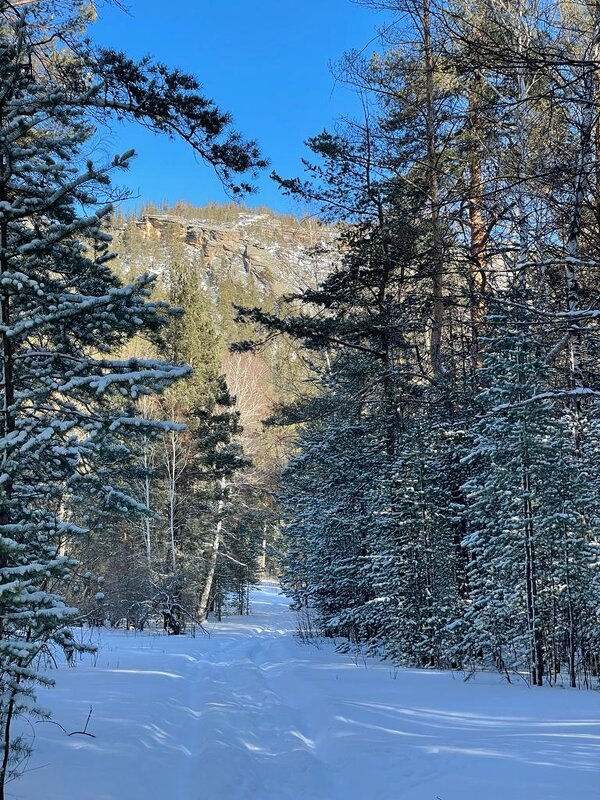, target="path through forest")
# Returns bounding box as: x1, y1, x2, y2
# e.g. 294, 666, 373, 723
14, 583, 600, 799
